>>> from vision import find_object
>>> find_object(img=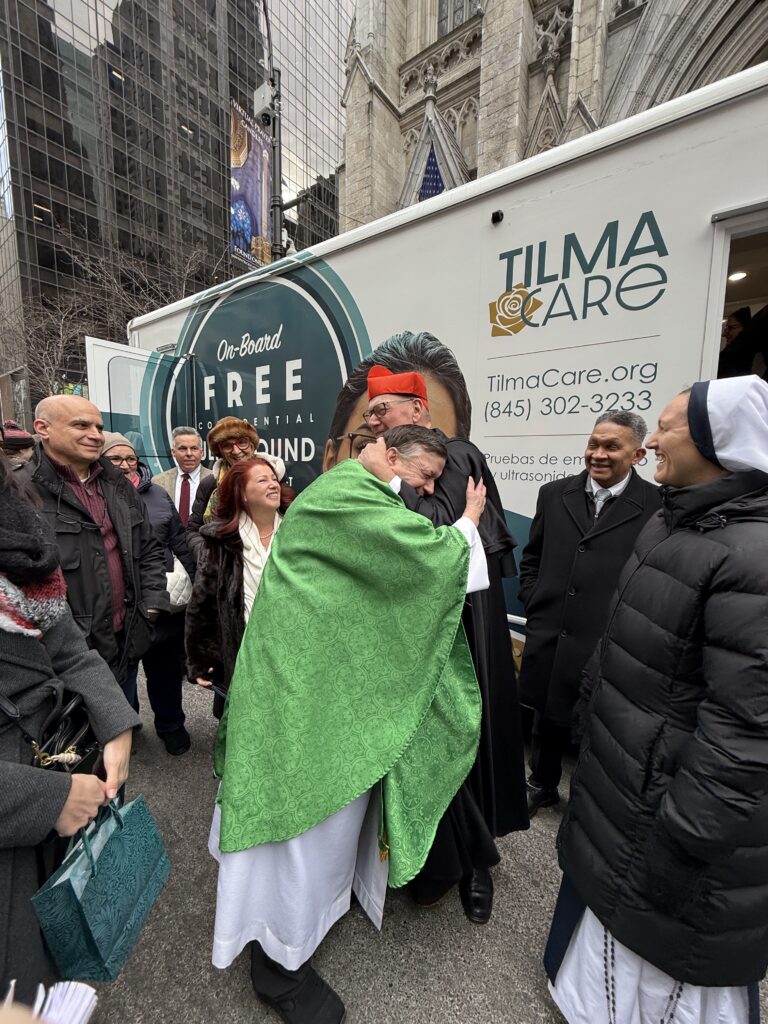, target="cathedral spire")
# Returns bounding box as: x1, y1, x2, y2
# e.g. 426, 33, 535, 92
398, 63, 471, 209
